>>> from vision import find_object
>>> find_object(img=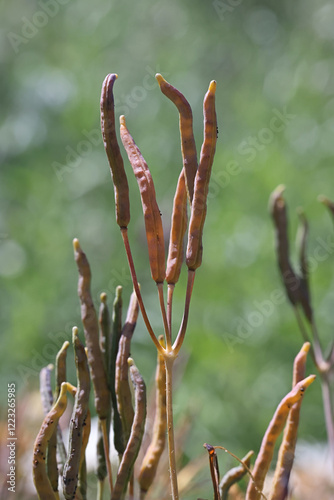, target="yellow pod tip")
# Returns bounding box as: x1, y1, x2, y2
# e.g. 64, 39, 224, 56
155, 73, 164, 85
72, 326, 79, 339
301, 342, 311, 353
120, 115, 126, 127
303, 374, 316, 388
128, 357, 134, 367
73, 238, 80, 251
209, 80, 217, 93
47, 363, 54, 370
100, 292, 107, 303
